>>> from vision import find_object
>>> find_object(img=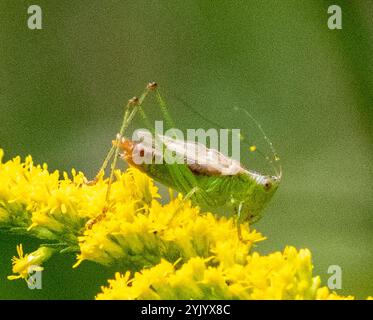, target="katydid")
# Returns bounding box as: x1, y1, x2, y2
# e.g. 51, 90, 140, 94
87, 82, 281, 238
